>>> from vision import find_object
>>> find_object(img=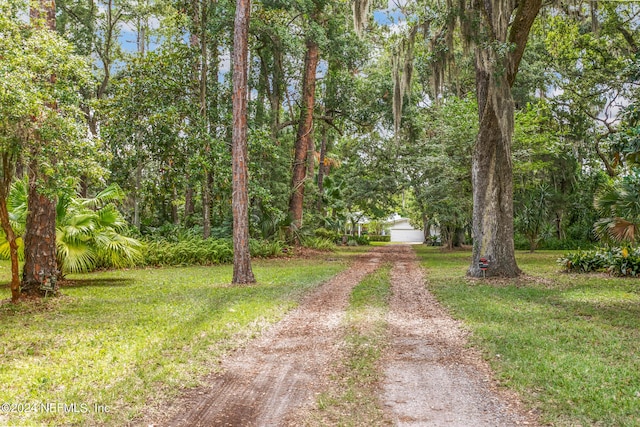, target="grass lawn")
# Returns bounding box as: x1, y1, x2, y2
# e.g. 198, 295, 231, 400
0, 256, 347, 426
415, 246, 640, 427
